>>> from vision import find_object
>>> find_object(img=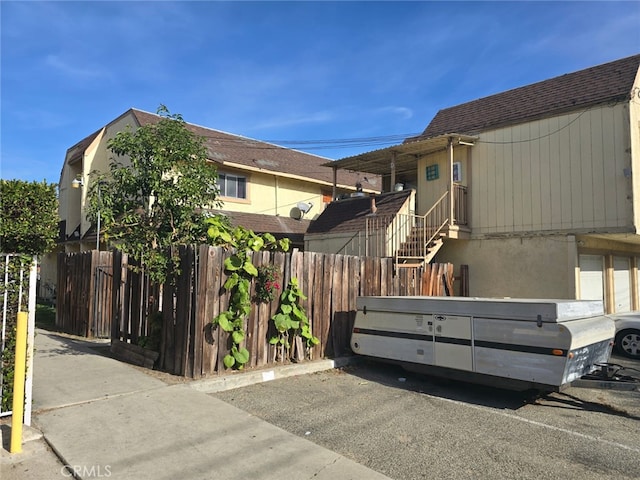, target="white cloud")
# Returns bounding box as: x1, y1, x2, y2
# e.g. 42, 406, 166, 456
251, 111, 334, 130
517, 5, 640, 62
44, 55, 112, 81
374, 106, 414, 120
